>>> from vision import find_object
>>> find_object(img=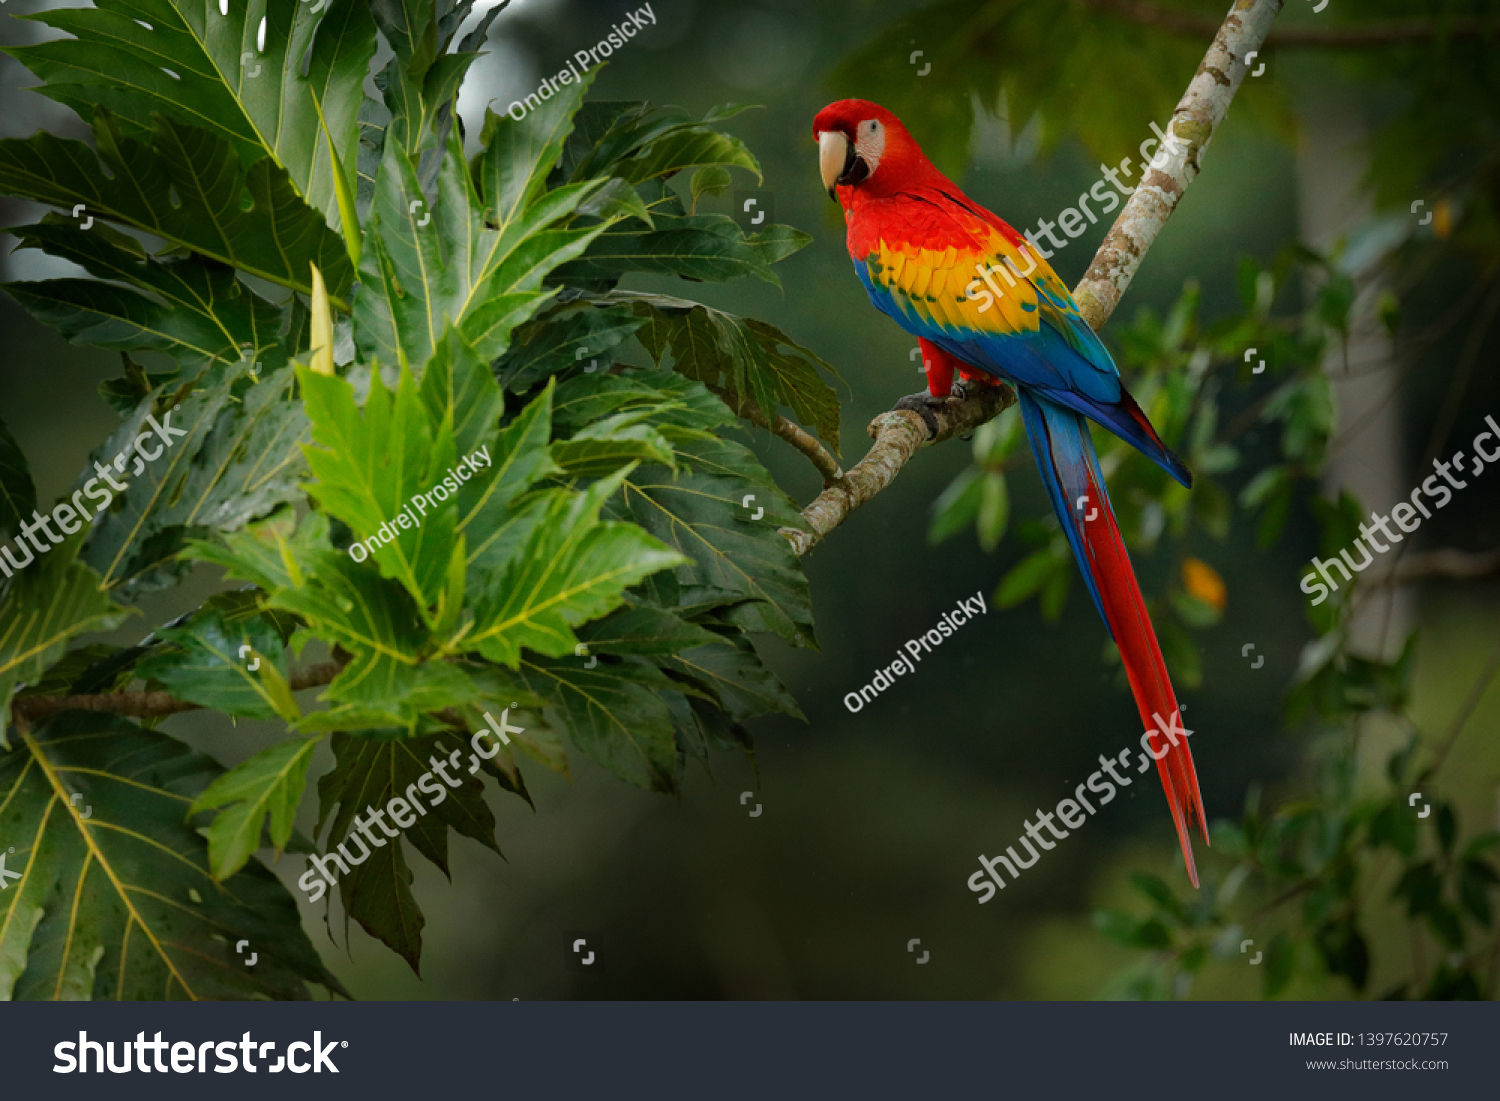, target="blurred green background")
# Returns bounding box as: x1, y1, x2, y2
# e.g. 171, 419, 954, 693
2, 0, 1497, 998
